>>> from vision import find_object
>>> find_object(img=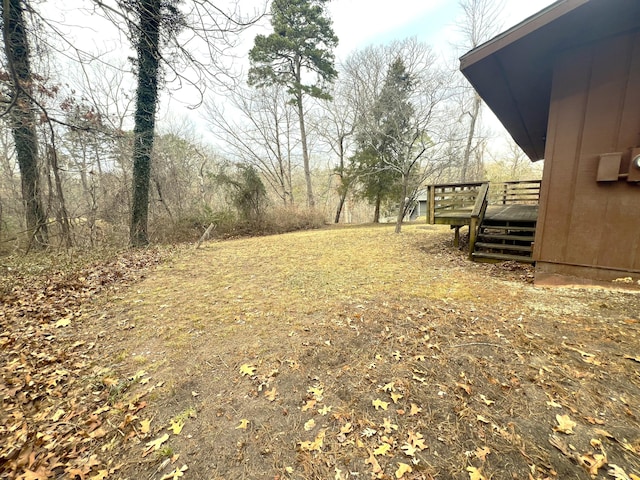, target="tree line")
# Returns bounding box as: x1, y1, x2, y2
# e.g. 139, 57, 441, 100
0, 0, 541, 251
